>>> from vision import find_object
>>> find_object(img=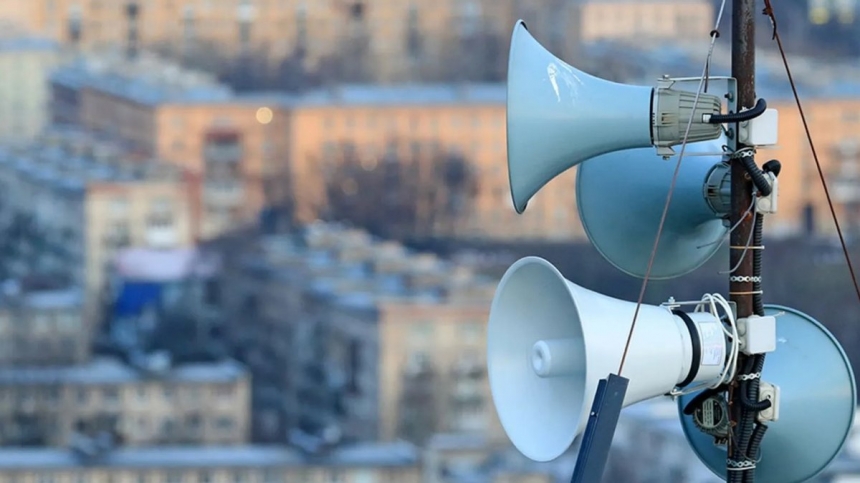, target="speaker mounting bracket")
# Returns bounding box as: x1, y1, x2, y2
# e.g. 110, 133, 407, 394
652, 76, 739, 159
662, 297, 737, 321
